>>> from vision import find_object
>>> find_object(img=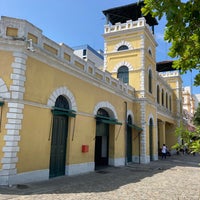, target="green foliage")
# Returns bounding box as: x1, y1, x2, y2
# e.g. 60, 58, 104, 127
171, 143, 181, 152
142, 0, 200, 86
191, 140, 200, 153
171, 125, 200, 153
194, 103, 200, 126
